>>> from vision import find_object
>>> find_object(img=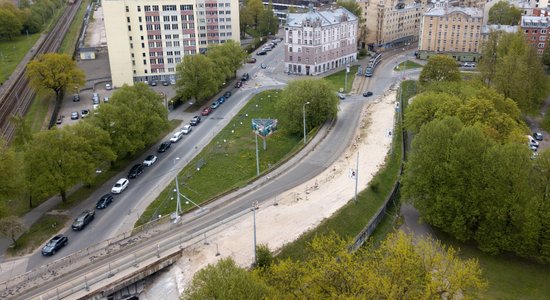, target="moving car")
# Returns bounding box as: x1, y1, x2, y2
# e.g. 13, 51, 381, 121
201, 107, 213, 116
210, 101, 220, 109
190, 115, 201, 126
73, 94, 80, 102
111, 178, 129, 194
70, 111, 79, 120
363, 91, 373, 97
143, 154, 157, 166
128, 163, 145, 179
241, 73, 250, 81
41, 235, 68, 256
158, 141, 172, 152
96, 193, 114, 209
71, 210, 95, 230
170, 131, 184, 143
181, 124, 192, 135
